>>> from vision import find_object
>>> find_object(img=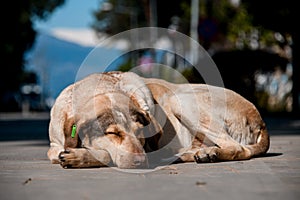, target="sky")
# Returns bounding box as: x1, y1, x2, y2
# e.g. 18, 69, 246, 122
34, 0, 103, 32
27, 0, 128, 100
